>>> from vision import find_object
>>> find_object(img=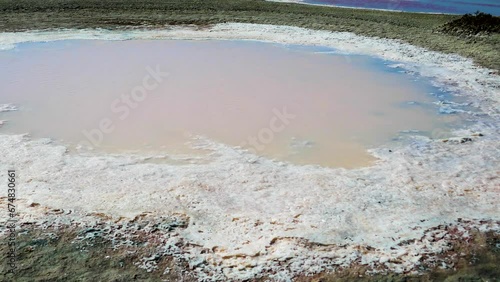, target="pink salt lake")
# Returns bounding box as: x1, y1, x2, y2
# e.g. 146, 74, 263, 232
0, 40, 453, 168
